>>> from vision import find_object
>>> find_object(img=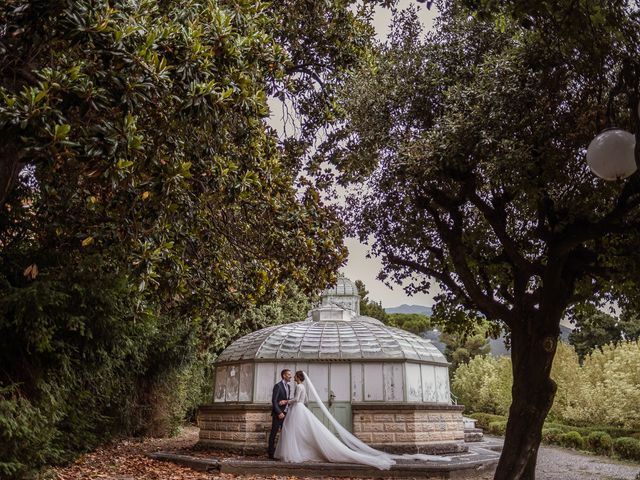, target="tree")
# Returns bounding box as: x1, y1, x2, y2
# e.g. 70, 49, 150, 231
569, 305, 640, 361
452, 354, 512, 415
354, 279, 389, 321
441, 327, 491, 372
327, 4, 640, 479
0, 0, 385, 475
386, 312, 431, 334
